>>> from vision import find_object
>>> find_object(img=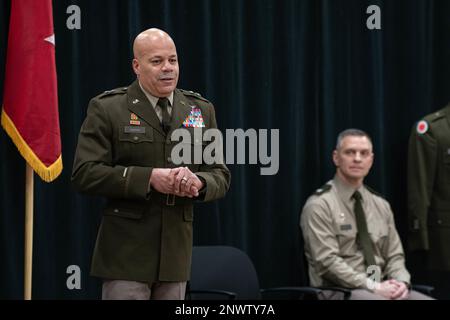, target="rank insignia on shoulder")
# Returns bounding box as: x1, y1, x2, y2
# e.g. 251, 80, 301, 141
314, 184, 331, 196
99, 87, 127, 98
180, 89, 210, 103
416, 120, 429, 135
